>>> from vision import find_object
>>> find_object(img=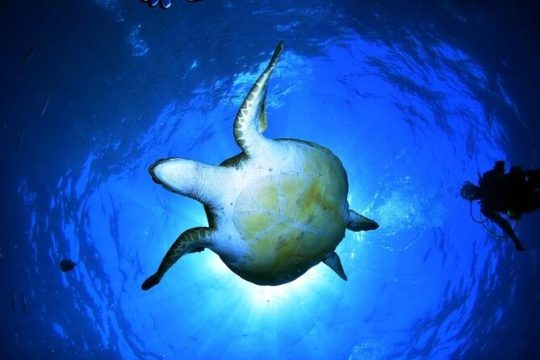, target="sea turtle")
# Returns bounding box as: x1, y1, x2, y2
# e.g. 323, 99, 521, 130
141, 41, 379, 290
